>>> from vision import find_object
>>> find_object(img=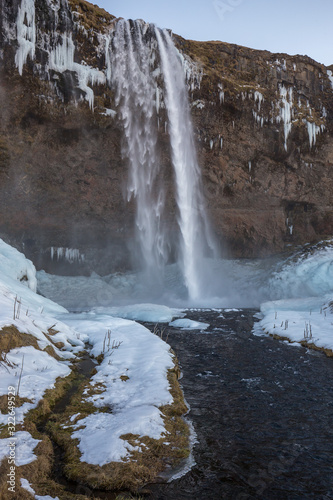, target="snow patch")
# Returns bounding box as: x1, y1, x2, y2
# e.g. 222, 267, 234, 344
20, 478, 60, 500
55, 312, 175, 463
192, 99, 205, 109
101, 108, 117, 118
92, 303, 184, 323
0, 431, 40, 466
169, 318, 209, 330
72, 406, 165, 464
